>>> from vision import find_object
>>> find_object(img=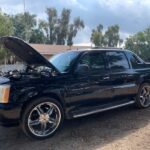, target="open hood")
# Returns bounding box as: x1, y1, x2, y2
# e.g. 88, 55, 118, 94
0, 36, 59, 72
